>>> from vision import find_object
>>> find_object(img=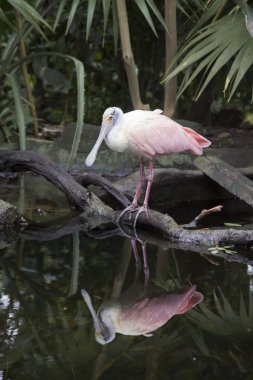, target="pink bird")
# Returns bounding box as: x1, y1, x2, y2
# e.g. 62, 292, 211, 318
81, 284, 204, 345
85, 108, 211, 221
